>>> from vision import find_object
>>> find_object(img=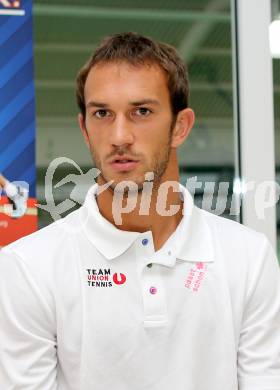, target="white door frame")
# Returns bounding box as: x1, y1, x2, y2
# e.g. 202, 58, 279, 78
233, 0, 277, 249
